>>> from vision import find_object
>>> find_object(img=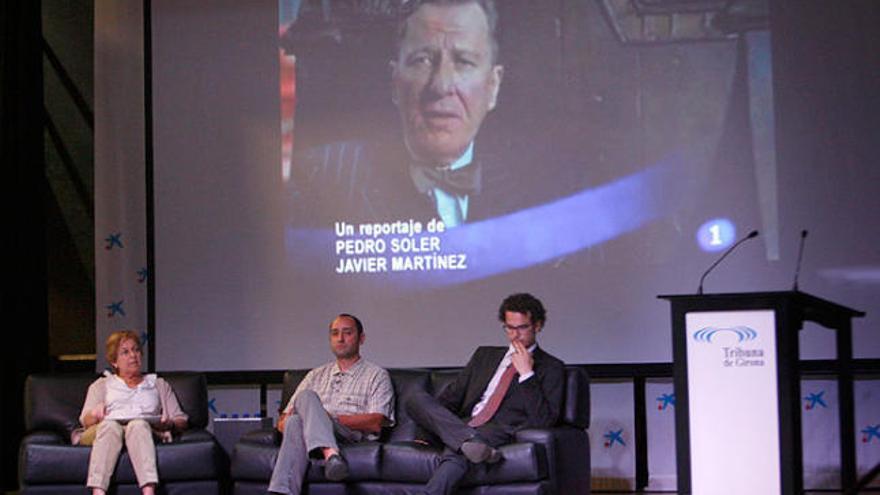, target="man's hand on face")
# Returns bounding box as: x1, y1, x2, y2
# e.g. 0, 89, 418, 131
510, 340, 533, 375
